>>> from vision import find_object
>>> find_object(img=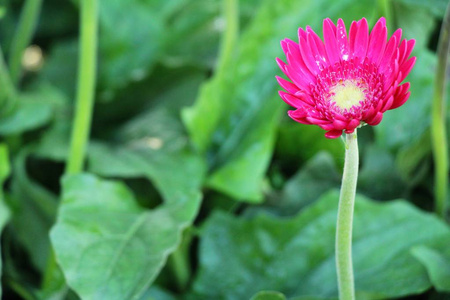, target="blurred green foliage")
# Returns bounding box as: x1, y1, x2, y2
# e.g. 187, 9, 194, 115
0, 0, 449, 299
